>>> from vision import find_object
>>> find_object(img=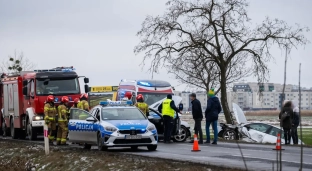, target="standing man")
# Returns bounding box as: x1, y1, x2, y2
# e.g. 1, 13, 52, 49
134, 94, 149, 116
205, 88, 222, 144
189, 93, 203, 144
57, 96, 69, 145
158, 94, 181, 143
44, 95, 57, 145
